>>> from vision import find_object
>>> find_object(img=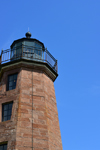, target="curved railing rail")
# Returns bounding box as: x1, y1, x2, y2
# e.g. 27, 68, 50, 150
0, 45, 58, 73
